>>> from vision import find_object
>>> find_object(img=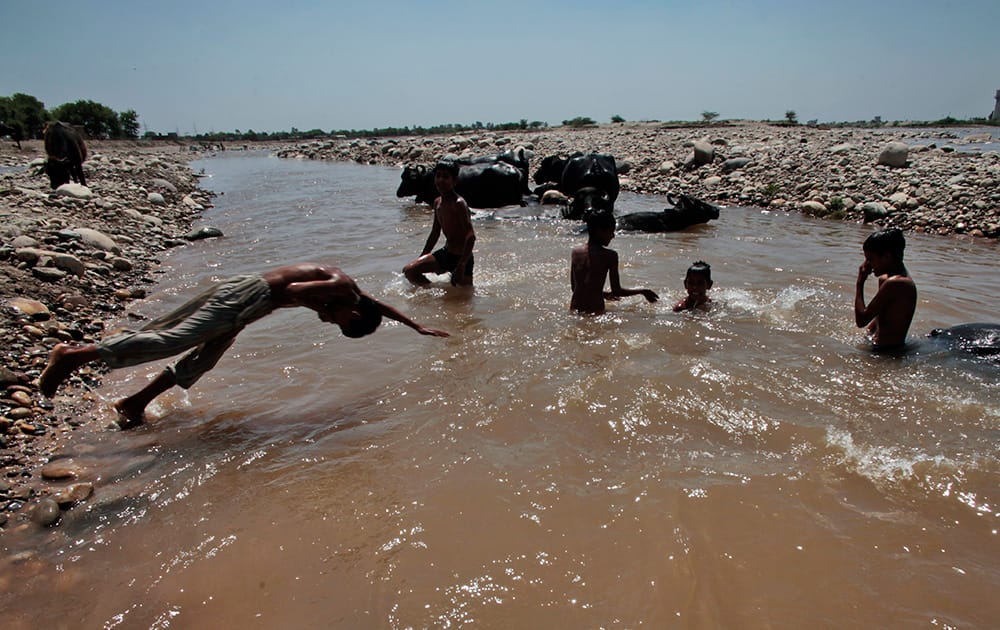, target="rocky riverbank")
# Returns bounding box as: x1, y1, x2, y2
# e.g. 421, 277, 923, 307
0, 139, 217, 532
277, 121, 1000, 239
